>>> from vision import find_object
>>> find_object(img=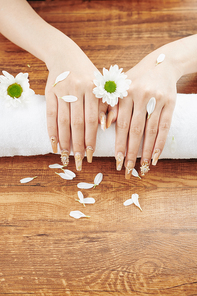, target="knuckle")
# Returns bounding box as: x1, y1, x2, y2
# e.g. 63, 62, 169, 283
73, 78, 83, 90
86, 114, 97, 126
130, 125, 143, 136
146, 126, 157, 136
86, 80, 94, 90
117, 119, 130, 130
47, 109, 56, 119
144, 87, 152, 98
72, 117, 84, 127
59, 116, 69, 126
160, 121, 170, 131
